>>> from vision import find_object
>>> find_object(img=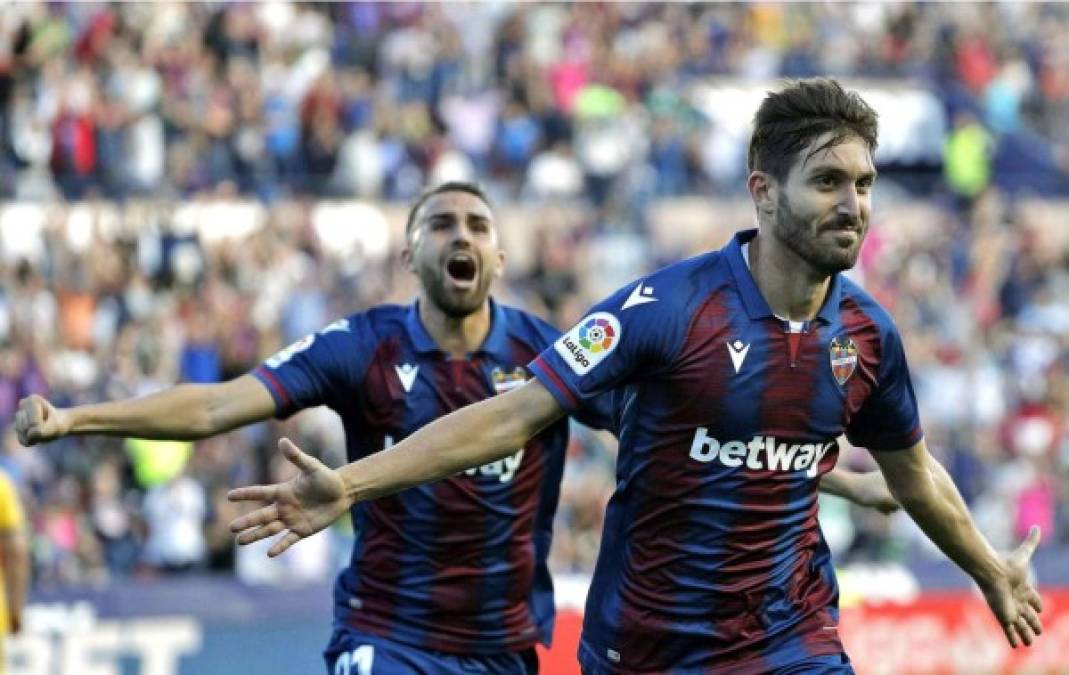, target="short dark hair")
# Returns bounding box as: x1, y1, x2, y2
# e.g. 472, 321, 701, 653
405, 181, 492, 235
747, 78, 879, 182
